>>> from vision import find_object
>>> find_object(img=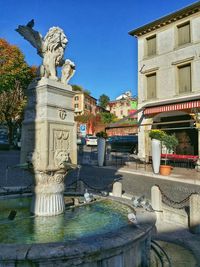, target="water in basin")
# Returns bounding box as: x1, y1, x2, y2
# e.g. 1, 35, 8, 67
0, 197, 132, 244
